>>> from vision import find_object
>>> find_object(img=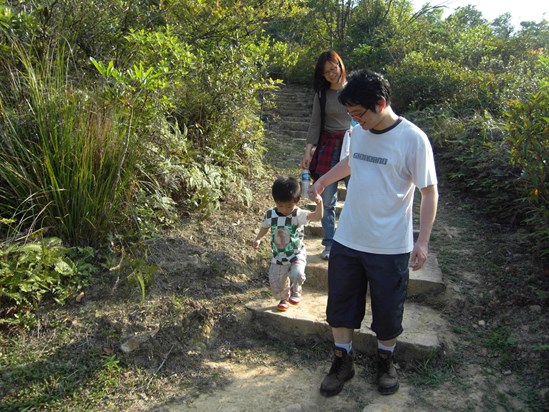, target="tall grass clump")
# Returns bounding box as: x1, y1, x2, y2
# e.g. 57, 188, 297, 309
0, 41, 136, 247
